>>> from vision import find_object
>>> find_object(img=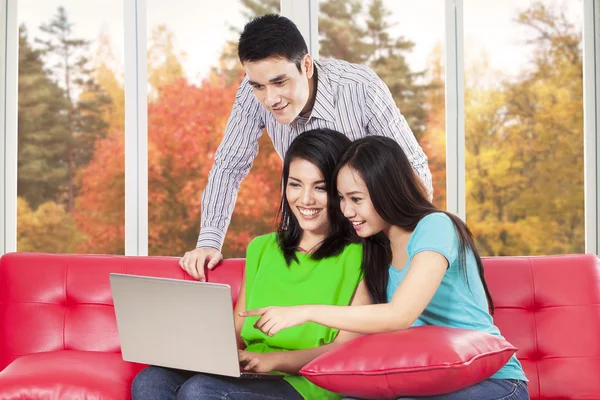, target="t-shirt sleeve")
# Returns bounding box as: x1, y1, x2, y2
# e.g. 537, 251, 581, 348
408, 213, 459, 267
